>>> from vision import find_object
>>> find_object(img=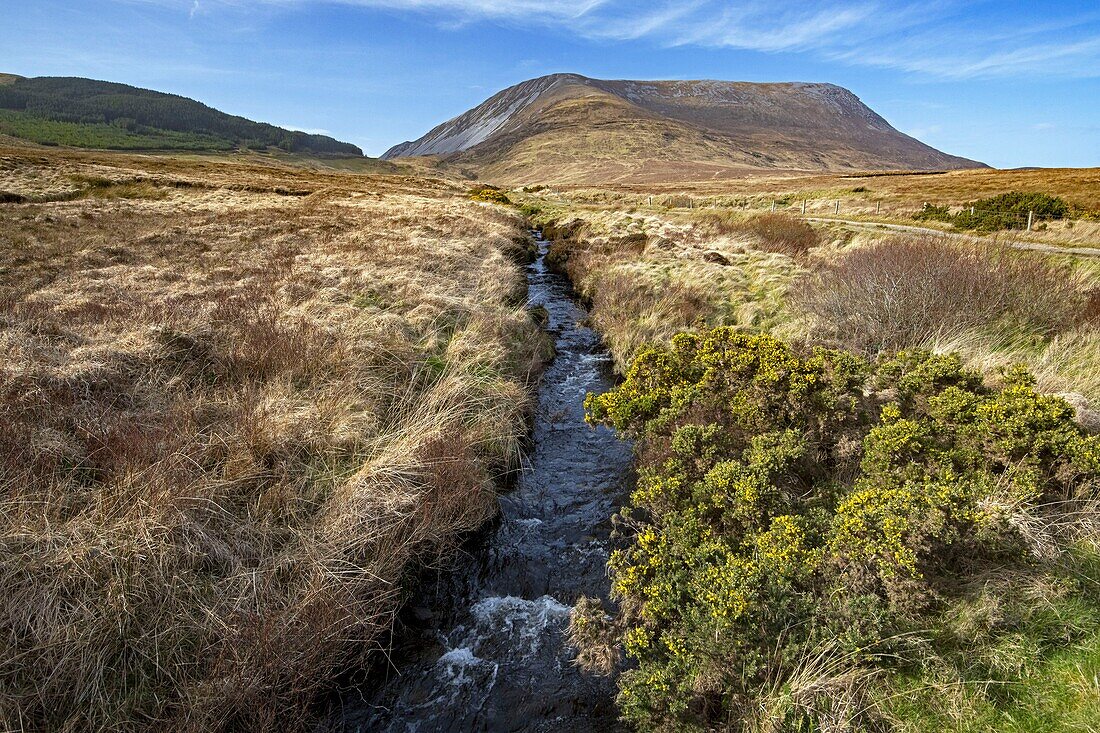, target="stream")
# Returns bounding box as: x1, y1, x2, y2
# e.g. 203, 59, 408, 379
333, 231, 633, 731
